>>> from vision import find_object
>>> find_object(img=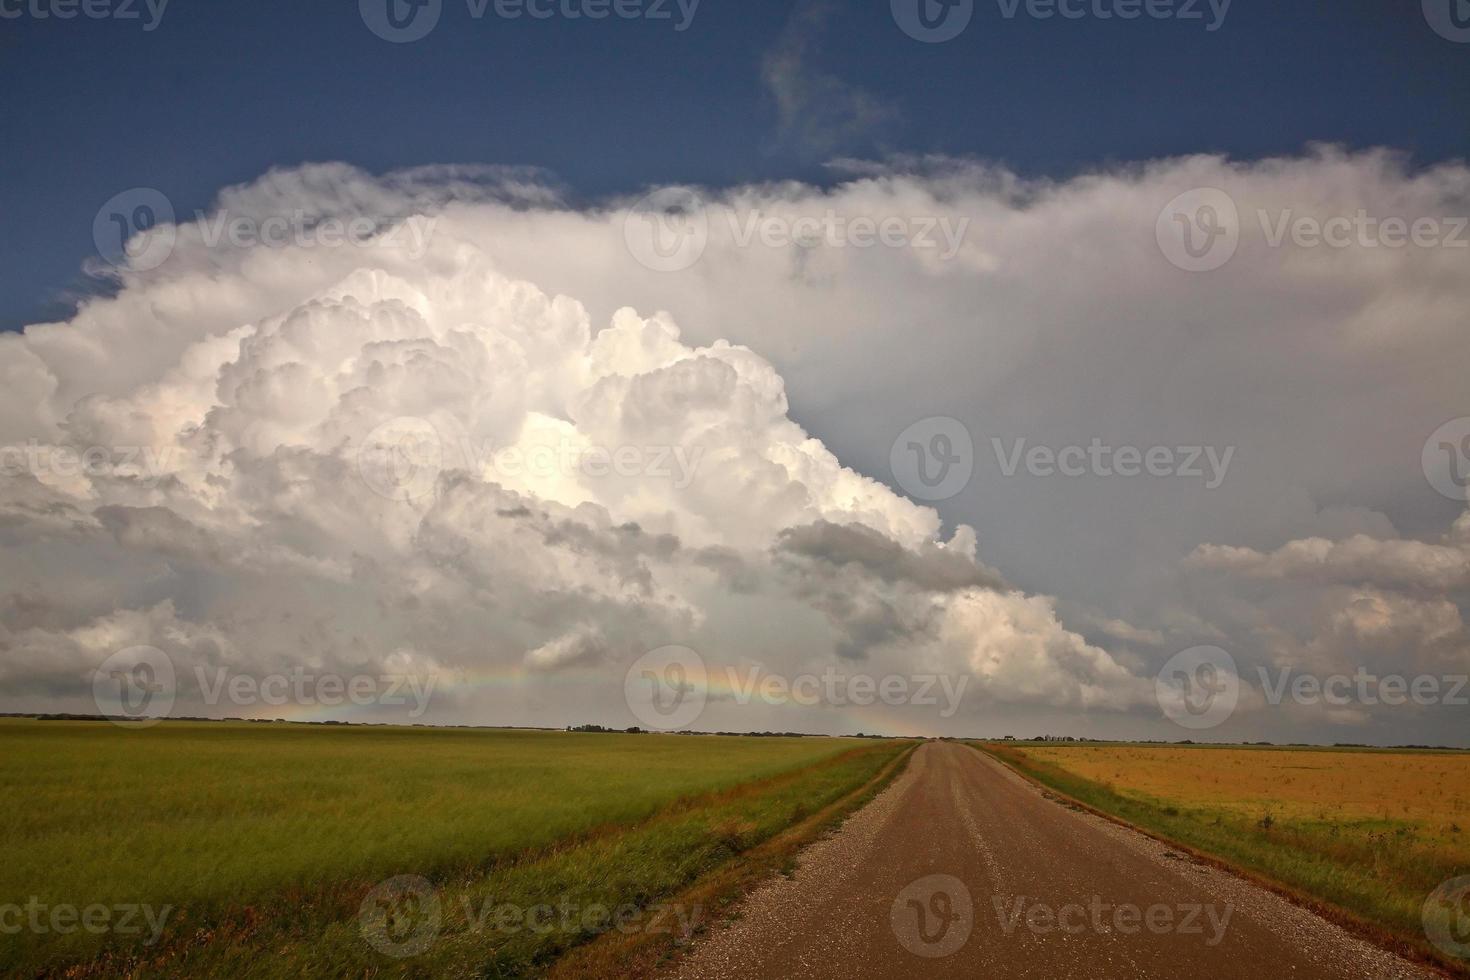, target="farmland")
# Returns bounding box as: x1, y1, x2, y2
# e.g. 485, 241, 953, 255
976, 741, 1470, 968
0, 720, 911, 977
